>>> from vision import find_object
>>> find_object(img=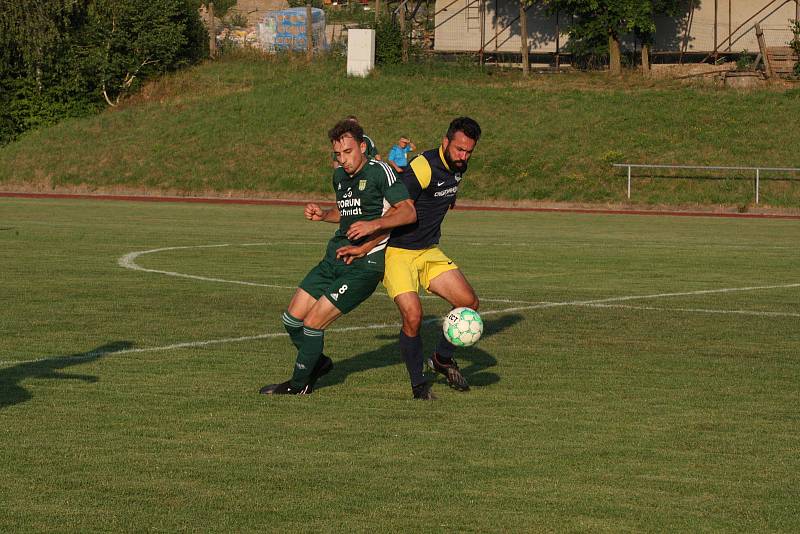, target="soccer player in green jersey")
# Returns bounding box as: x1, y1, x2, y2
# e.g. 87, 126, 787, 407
260, 119, 416, 395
